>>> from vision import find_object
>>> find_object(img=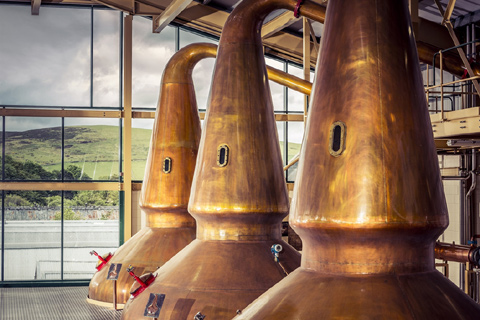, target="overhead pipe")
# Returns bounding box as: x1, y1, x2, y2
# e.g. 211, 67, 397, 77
266, 66, 311, 95
420, 41, 480, 78
435, 241, 480, 266
283, 153, 300, 171
121, 1, 329, 319
235, 0, 480, 318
